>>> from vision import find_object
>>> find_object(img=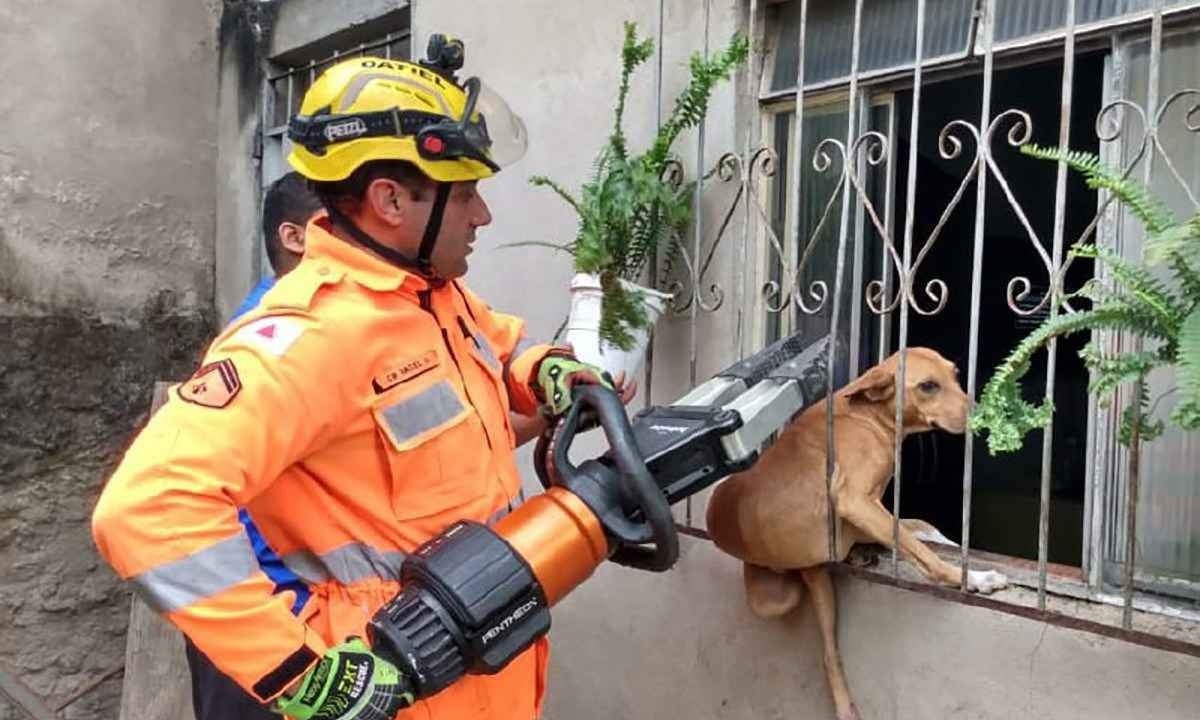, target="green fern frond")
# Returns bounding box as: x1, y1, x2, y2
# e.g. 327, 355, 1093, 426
1021, 144, 1176, 234
609, 22, 656, 163
970, 301, 1174, 453
1079, 343, 1169, 403
530, 176, 583, 215
1175, 307, 1200, 430
1120, 379, 1165, 444
1071, 243, 1183, 327
976, 146, 1200, 453
650, 35, 750, 171
521, 23, 745, 349
1170, 254, 1200, 306
598, 273, 650, 351
1145, 219, 1199, 265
